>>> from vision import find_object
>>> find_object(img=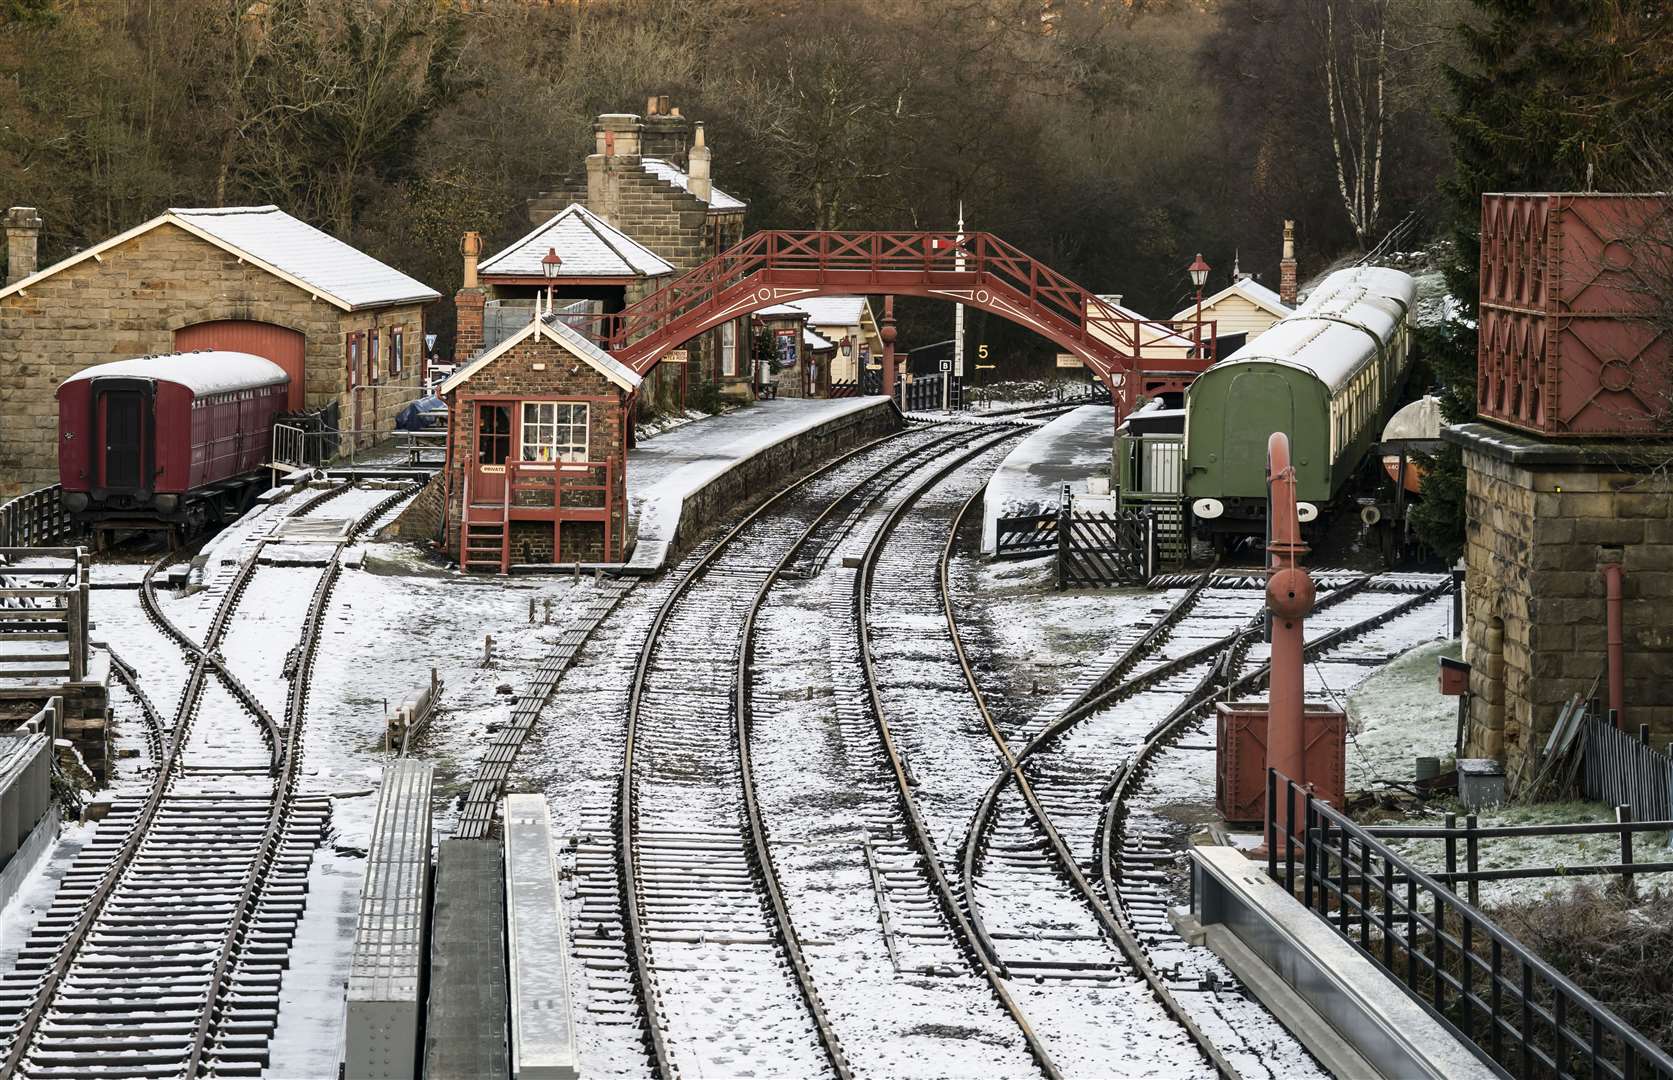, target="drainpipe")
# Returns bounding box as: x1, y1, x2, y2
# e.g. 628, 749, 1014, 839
1266, 431, 1316, 834
1602, 561, 1625, 727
